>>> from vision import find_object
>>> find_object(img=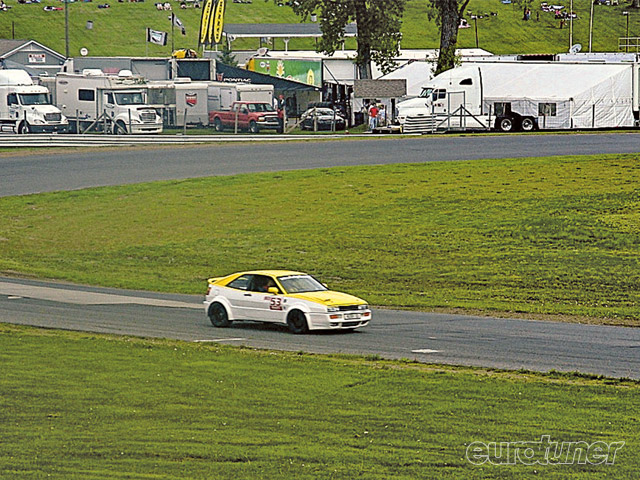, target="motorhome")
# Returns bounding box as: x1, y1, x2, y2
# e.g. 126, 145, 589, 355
396, 62, 640, 132
0, 69, 67, 134
53, 70, 163, 134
